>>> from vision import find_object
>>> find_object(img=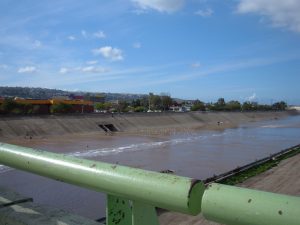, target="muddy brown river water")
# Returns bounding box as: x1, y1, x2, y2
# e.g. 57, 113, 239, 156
1, 115, 300, 219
